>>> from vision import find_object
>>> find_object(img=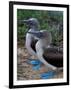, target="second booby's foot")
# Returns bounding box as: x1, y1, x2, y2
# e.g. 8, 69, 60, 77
40, 70, 56, 79
40, 68, 63, 79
